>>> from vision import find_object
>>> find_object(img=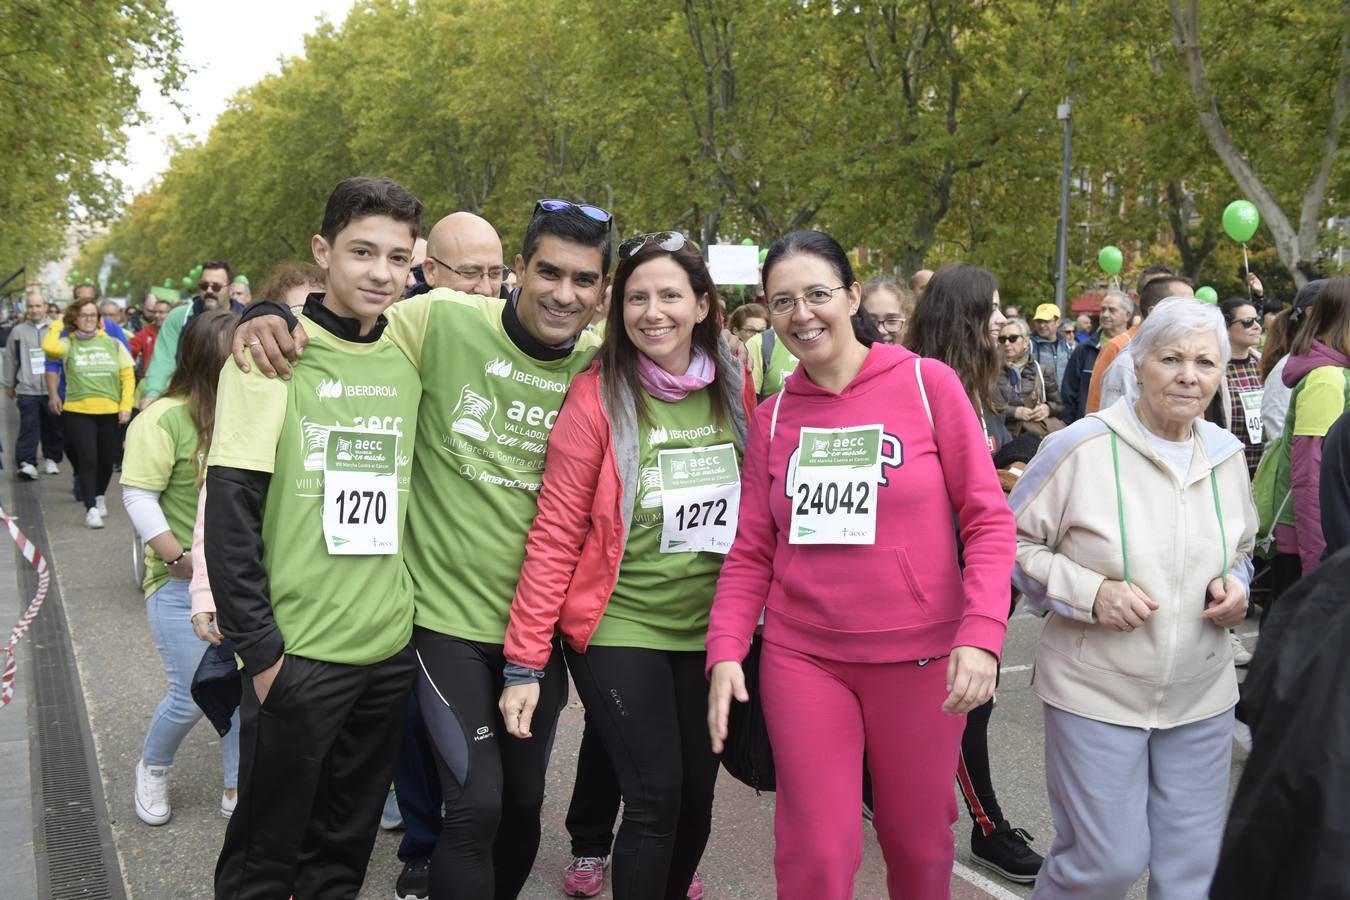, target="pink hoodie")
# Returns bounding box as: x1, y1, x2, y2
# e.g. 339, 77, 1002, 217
706, 343, 1014, 672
